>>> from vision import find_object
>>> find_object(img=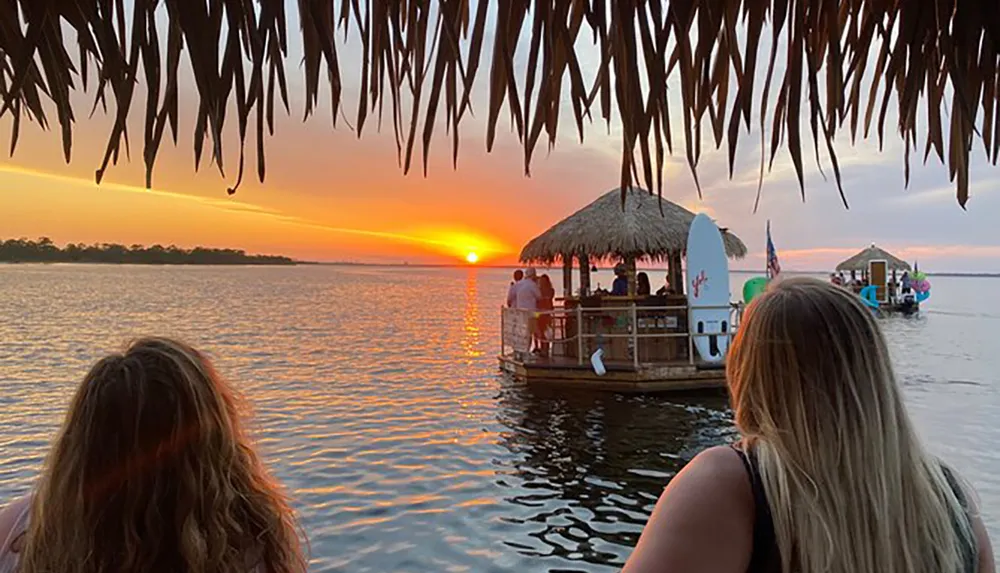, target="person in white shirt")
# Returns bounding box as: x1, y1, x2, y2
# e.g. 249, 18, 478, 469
506, 269, 524, 307
509, 268, 543, 357
513, 267, 542, 310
